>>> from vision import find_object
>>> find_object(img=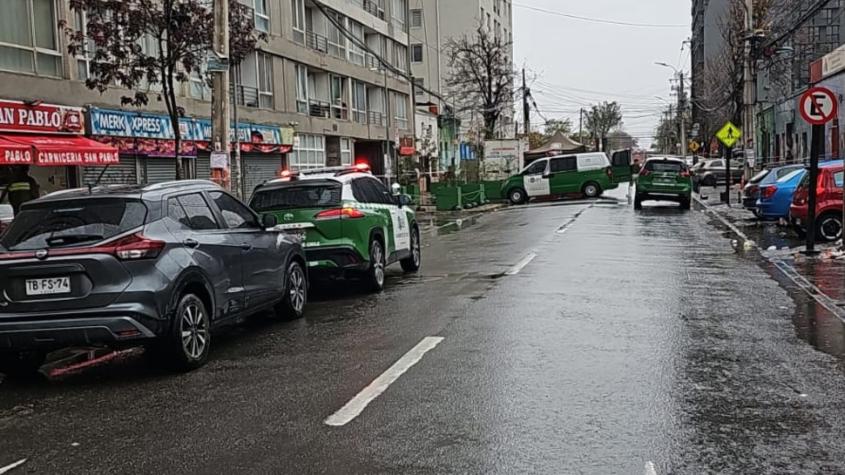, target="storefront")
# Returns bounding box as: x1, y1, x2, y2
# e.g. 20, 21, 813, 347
89, 108, 293, 193
0, 99, 117, 194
